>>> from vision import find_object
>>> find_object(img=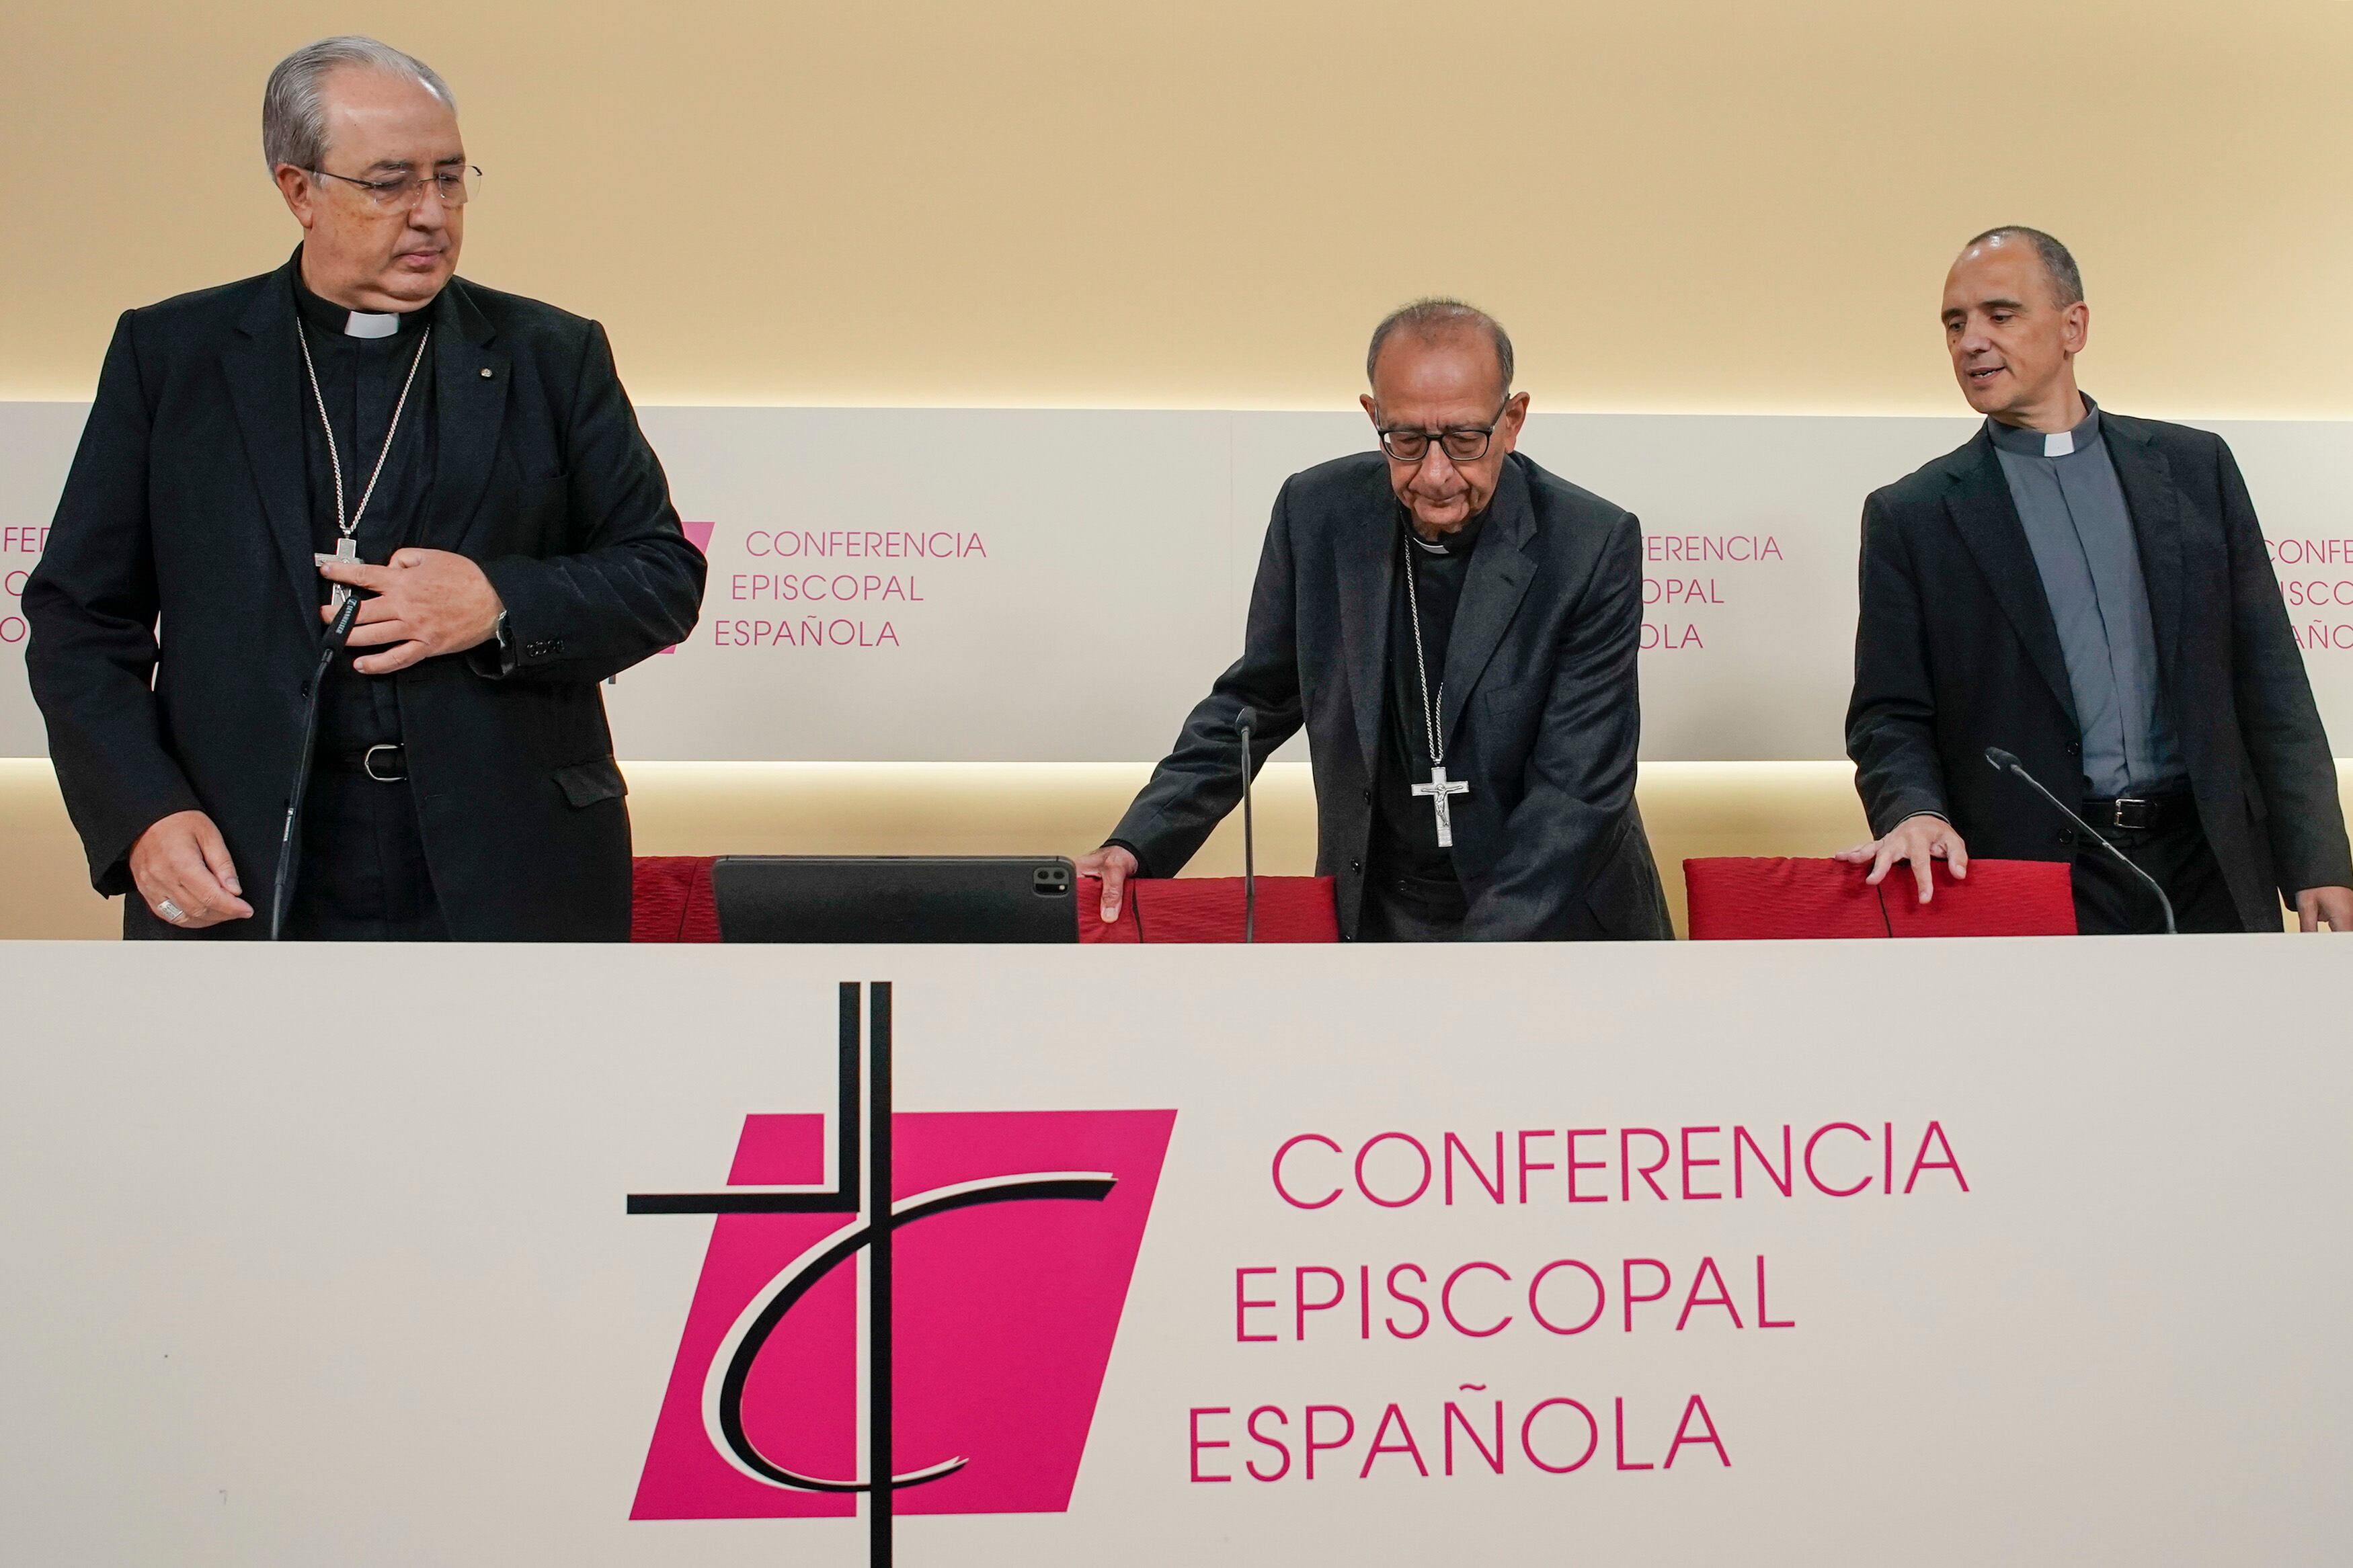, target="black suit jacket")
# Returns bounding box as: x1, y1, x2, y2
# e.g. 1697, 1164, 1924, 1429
1846, 414, 2350, 930
25, 258, 706, 940
1110, 451, 1672, 941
